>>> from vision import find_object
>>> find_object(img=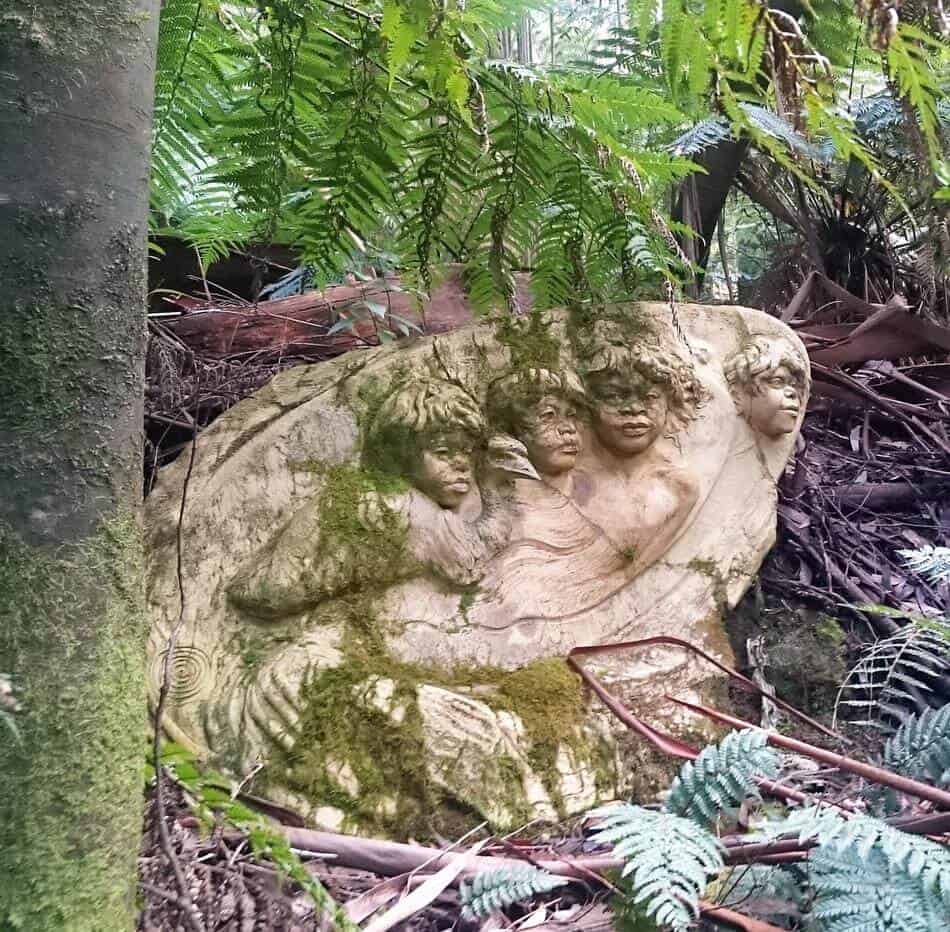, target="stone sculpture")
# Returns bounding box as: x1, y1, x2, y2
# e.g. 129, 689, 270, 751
724, 335, 810, 438
145, 303, 809, 834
